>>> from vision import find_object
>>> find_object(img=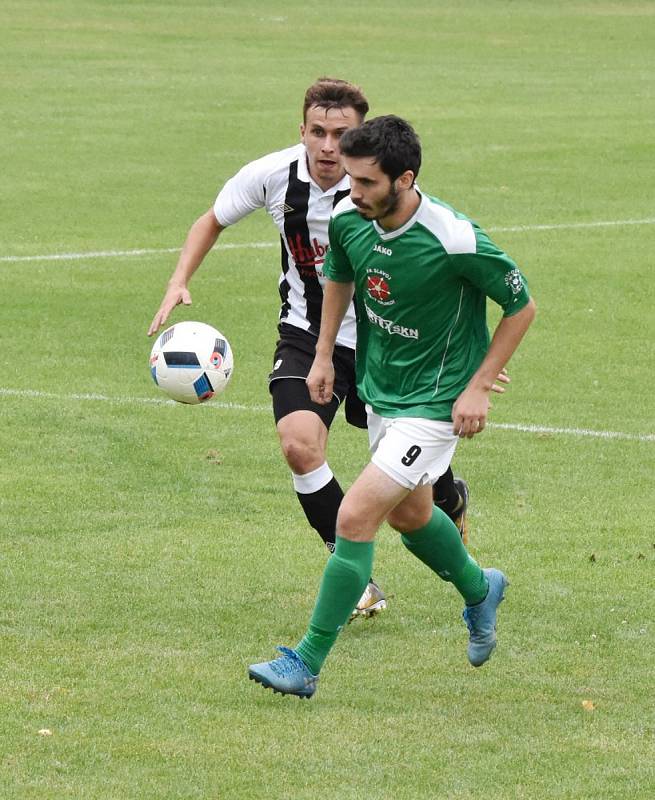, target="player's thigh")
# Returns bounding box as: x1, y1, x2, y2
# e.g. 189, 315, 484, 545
269, 326, 354, 426
271, 377, 339, 431
337, 462, 410, 541
271, 379, 338, 472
